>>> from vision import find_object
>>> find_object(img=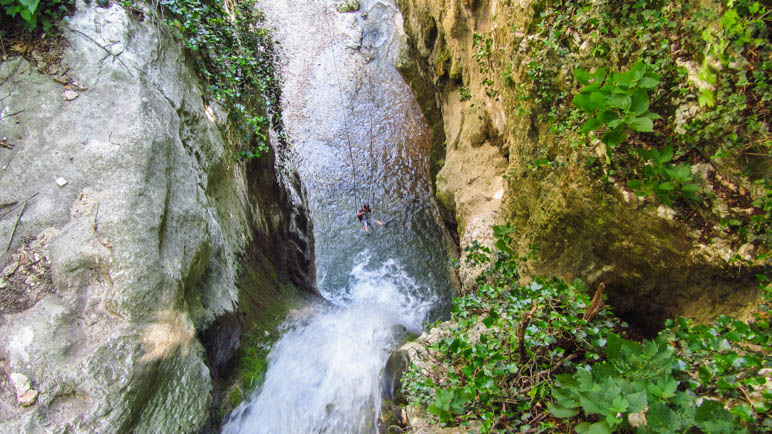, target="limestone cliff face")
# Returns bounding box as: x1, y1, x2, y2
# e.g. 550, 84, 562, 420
396, 0, 760, 328
0, 2, 314, 432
